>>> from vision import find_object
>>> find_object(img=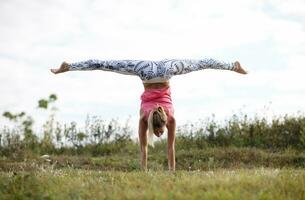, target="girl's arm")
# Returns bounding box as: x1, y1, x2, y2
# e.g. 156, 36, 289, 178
166, 116, 176, 171
139, 111, 148, 171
